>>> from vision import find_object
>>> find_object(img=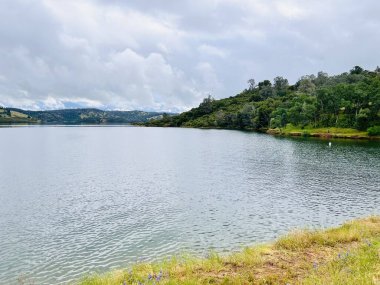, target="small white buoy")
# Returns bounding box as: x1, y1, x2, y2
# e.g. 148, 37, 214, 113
328, 142, 332, 147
